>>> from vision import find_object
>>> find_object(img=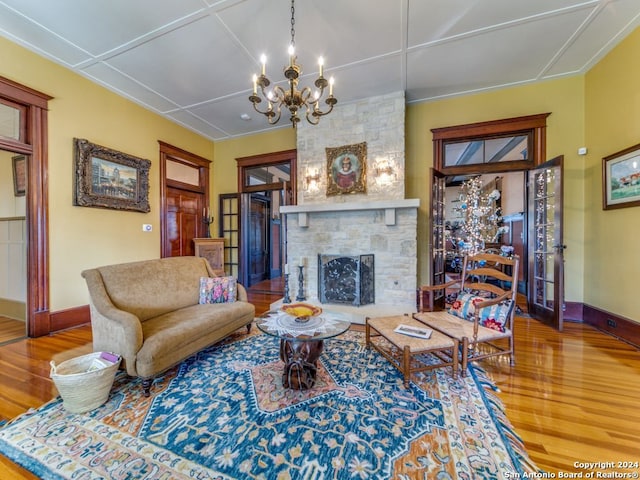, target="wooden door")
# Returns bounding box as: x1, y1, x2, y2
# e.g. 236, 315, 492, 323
166, 188, 202, 257
528, 156, 565, 330
248, 195, 269, 285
